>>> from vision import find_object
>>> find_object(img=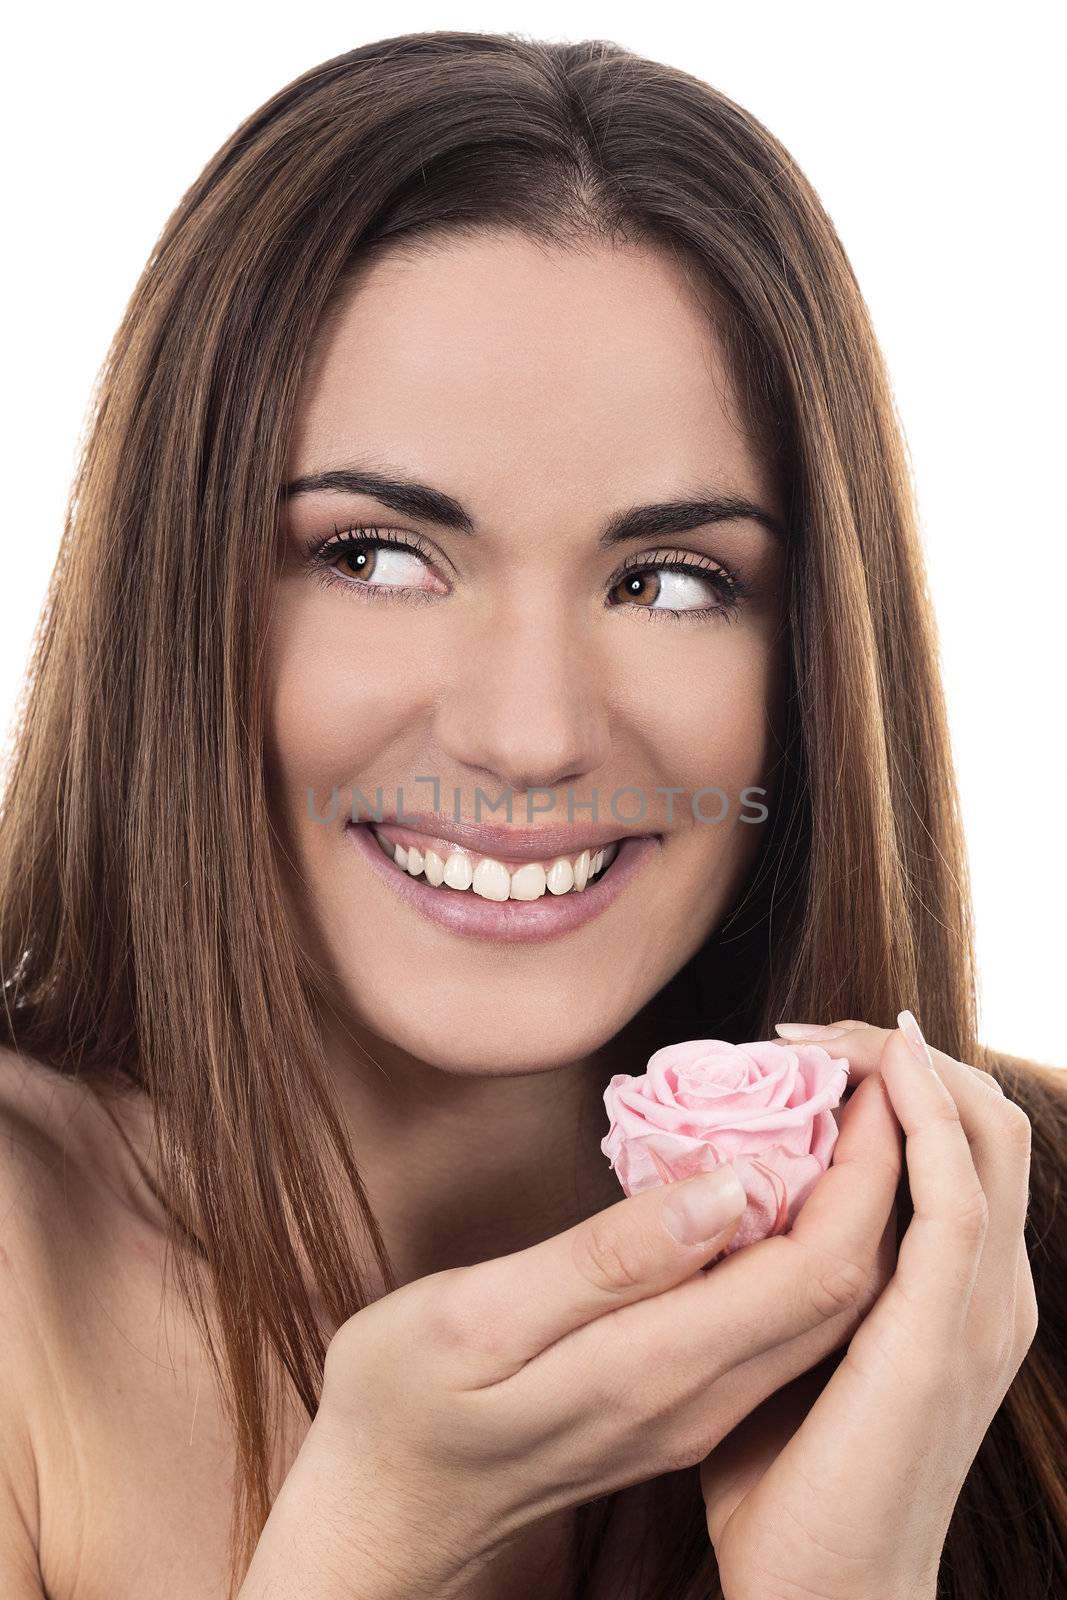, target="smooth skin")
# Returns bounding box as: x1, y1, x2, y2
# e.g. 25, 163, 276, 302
0, 234, 1035, 1599
242, 1064, 897, 1599
241, 1017, 1036, 1600
267, 232, 788, 1299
